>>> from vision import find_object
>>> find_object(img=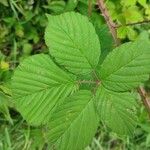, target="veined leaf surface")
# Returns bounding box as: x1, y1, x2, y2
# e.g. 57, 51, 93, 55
96, 86, 138, 135
99, 38, 150, 92
45, 12, 100, 74
47, 90, 99, 150
12, 54, 78, 125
